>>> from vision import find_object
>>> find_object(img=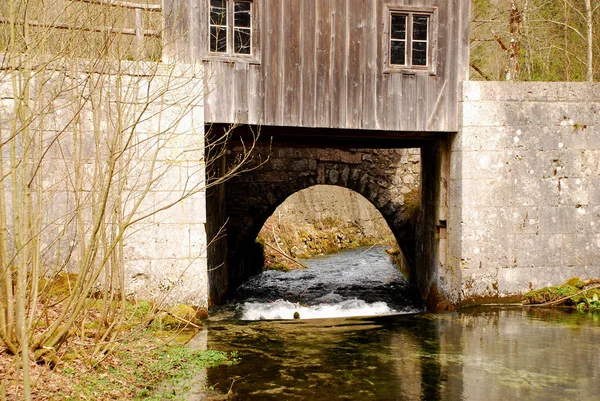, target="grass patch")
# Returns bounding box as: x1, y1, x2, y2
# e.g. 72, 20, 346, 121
0, 294, 236, 400
34, 331, 238, 400
69, 345, 236, 400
